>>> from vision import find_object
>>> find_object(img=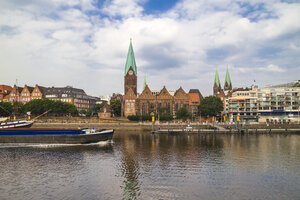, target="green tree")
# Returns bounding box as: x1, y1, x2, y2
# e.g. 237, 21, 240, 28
79, 109, 87, 116
198, 96, 223, 117
176, 108, 191, 121
0, 102, 13, 116
24, 99, 45, 115
95, 103, 105, 113
110, 100, 121, 117
66, 103, 78, 116
24, 99, 78, 116
86, 108, 93, 117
